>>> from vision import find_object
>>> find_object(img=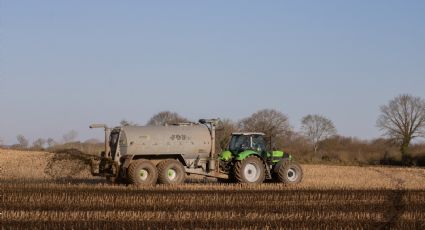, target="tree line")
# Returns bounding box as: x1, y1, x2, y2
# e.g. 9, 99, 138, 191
121, 94, 425, 165
11, 130, 80, 150
4, 94, 425, 166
